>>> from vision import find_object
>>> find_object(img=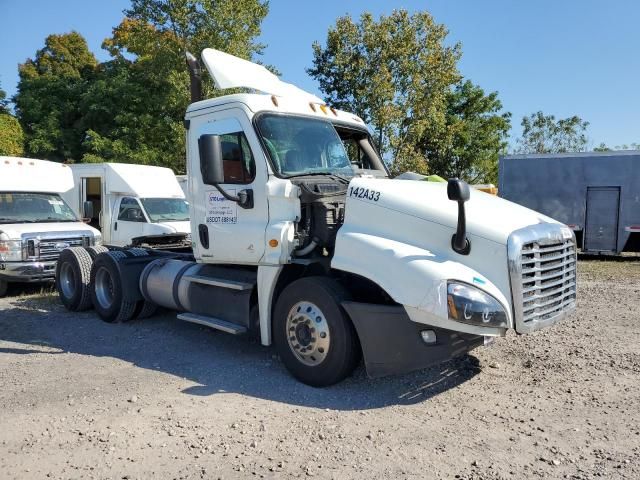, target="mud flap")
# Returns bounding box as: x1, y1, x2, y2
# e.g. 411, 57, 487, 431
341, 301, 485, 378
